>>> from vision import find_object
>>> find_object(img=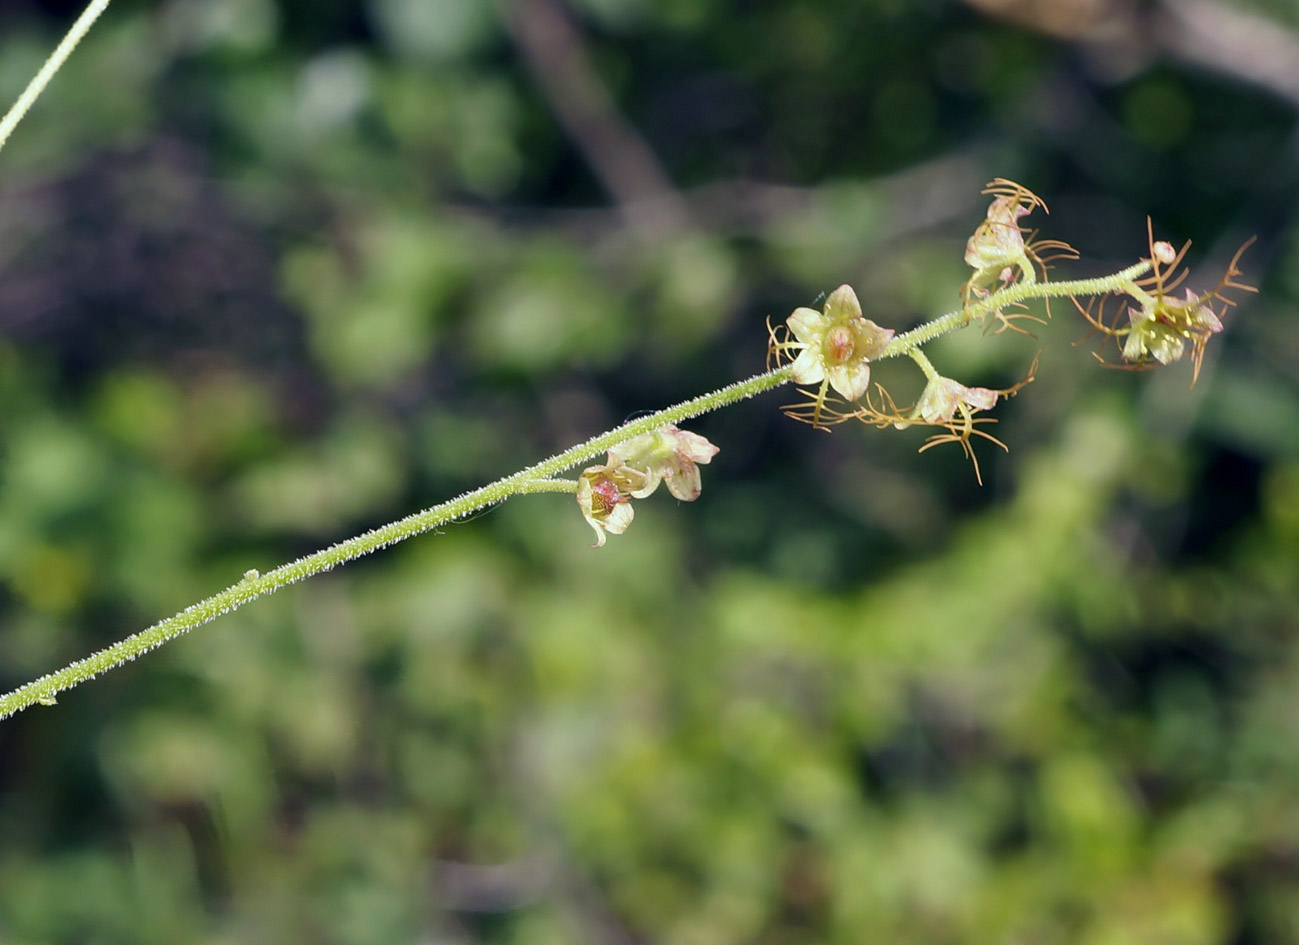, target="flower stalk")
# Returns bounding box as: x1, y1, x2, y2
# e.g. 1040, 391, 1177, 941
0, 368, 788, 720
0, 256, 1179, 721
881, 261, 1152, 357
0, 0, 113, 157
0, 152, 1252, 722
